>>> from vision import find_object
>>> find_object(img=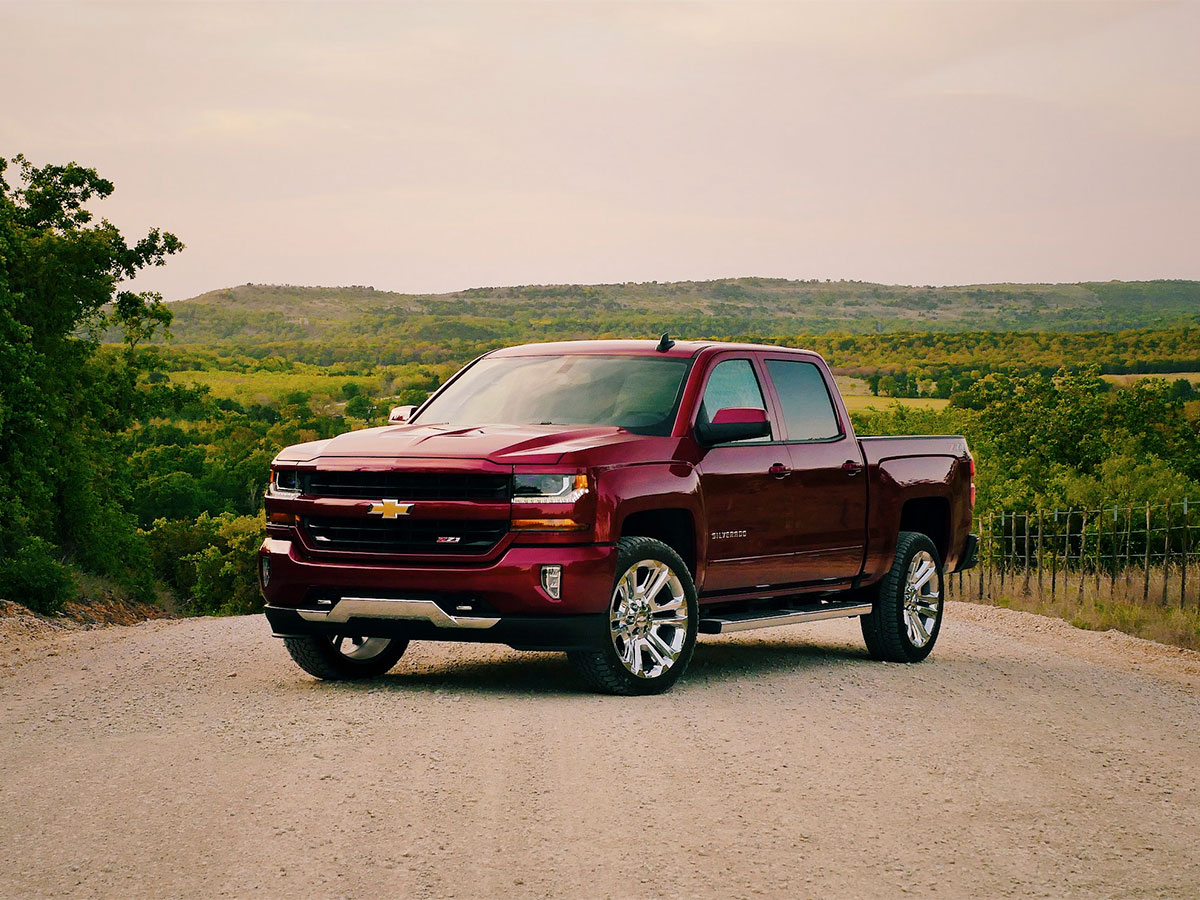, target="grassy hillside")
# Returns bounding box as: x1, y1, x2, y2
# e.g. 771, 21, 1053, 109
162, 278, 1200, 348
